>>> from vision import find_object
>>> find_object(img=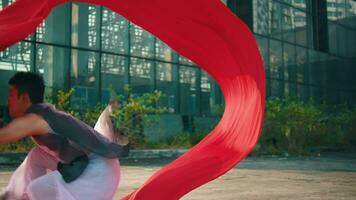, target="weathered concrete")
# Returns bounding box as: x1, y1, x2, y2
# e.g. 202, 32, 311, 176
1, 167, 355, 200
1, 153, 356, 199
